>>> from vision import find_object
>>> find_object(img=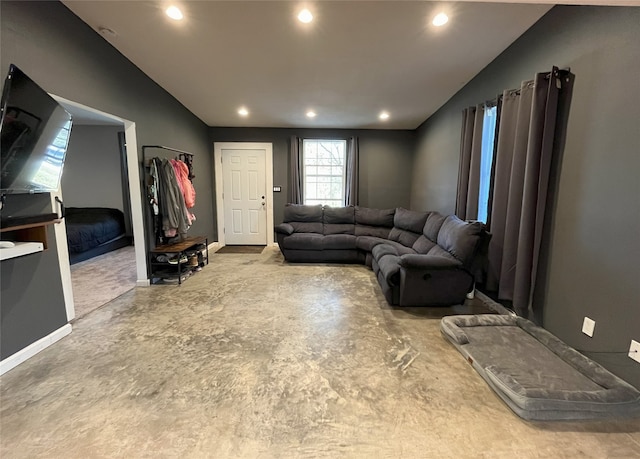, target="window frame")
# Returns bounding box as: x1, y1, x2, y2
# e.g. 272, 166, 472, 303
302, 138, 348, 207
